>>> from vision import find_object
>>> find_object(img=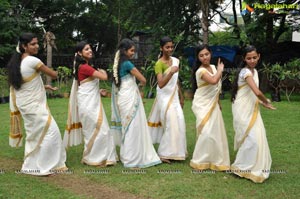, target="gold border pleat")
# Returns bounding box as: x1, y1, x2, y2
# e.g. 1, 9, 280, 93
237, 100, 259, 148
82, 101, 103, 159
